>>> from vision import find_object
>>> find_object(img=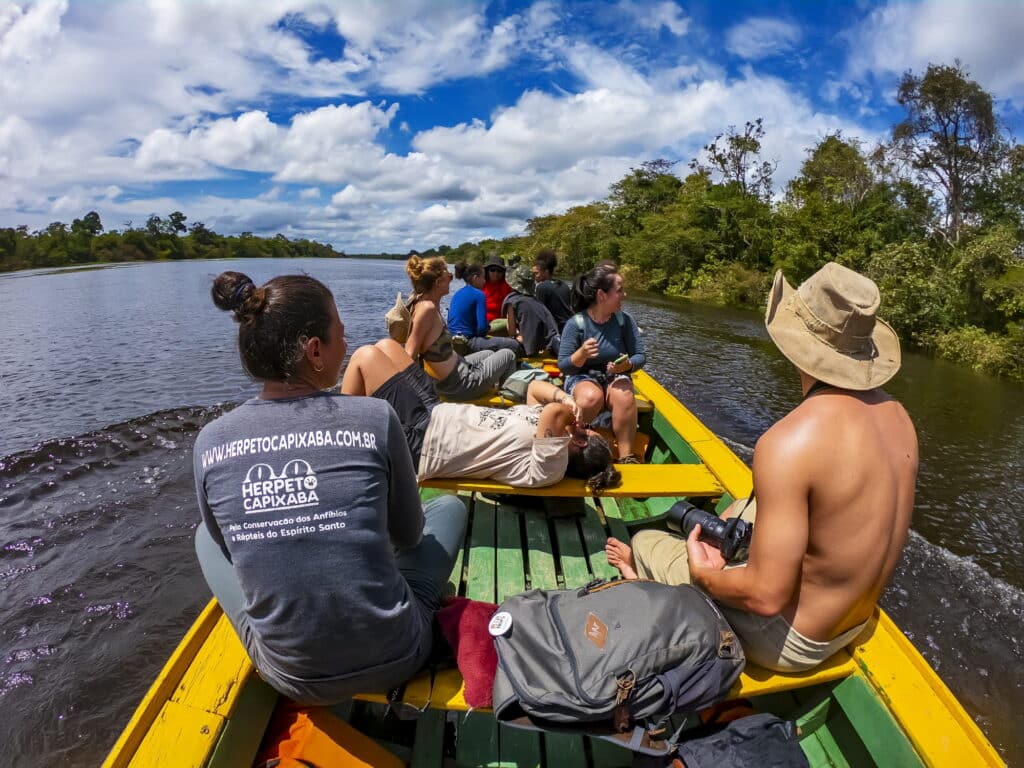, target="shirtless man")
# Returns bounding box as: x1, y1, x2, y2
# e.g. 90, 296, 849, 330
606, 262, 918, 672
